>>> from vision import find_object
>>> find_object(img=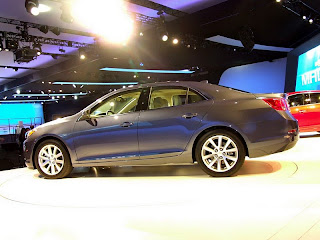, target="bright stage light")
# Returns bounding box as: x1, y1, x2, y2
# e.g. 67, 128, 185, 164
71, 0, 134, 44
162, 34, 168, 41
